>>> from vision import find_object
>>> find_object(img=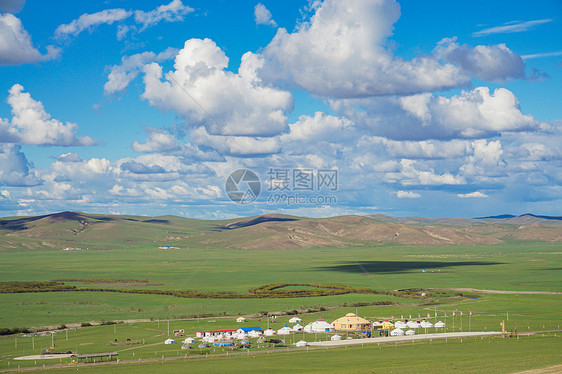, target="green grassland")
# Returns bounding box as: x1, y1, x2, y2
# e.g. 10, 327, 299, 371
0, 213, 561, 372
25, 334, 562, 374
